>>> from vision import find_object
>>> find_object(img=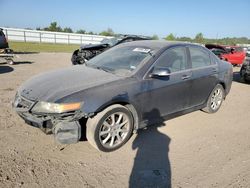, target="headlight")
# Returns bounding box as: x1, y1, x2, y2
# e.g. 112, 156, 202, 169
31, 101, 82, 113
